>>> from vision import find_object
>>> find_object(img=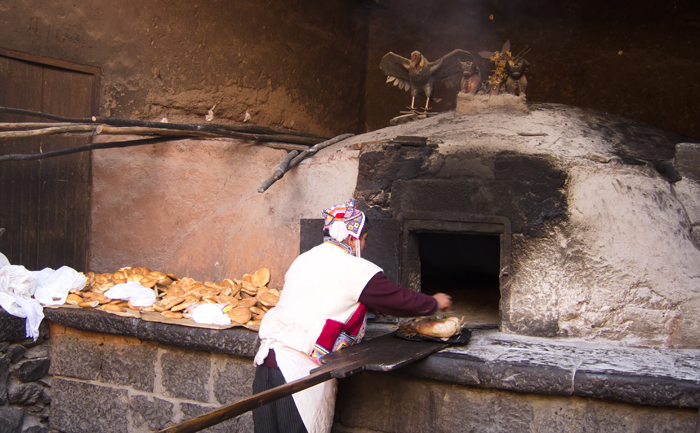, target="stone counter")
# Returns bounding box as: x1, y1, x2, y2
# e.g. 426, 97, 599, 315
42, 308, 700, 432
